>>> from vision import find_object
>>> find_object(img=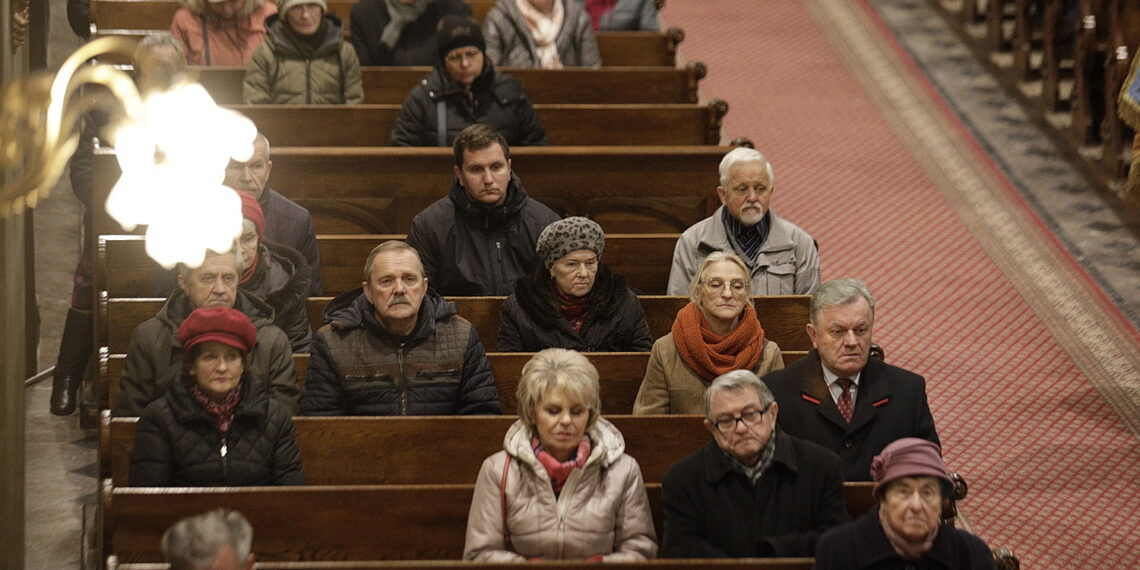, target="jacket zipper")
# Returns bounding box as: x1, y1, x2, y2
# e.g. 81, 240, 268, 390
305, 59, 312, 104
397, 344, 408, 415
554, 470, 580, 558
220, 436, 229, 479
495, 240, 504, 293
